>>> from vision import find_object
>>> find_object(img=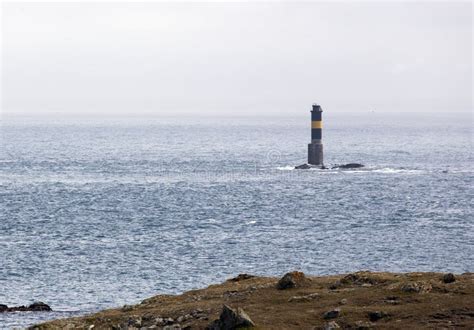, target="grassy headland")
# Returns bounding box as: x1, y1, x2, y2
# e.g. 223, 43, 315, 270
33, 271, 474, 329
